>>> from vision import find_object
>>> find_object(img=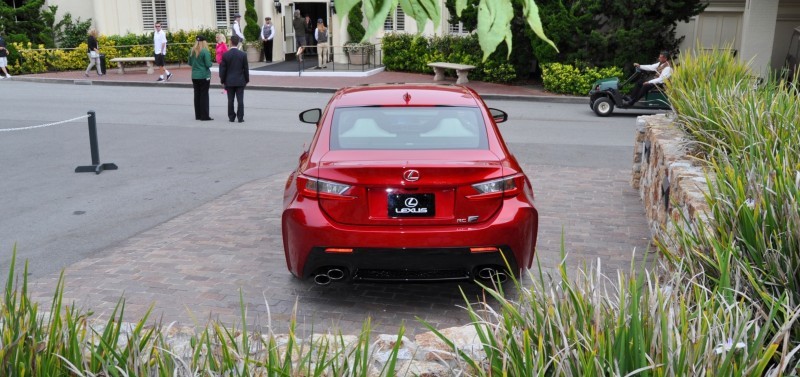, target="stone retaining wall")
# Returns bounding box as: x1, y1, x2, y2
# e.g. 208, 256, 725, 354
104, 321, 487, 376
631, 114, 713, 250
